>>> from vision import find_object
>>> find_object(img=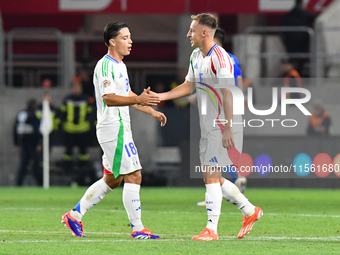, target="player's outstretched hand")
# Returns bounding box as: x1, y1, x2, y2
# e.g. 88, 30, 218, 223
152, 111, 167, 127
138, 87, 160, 106
222, 128, 234, 150
144, 88, 167, 101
